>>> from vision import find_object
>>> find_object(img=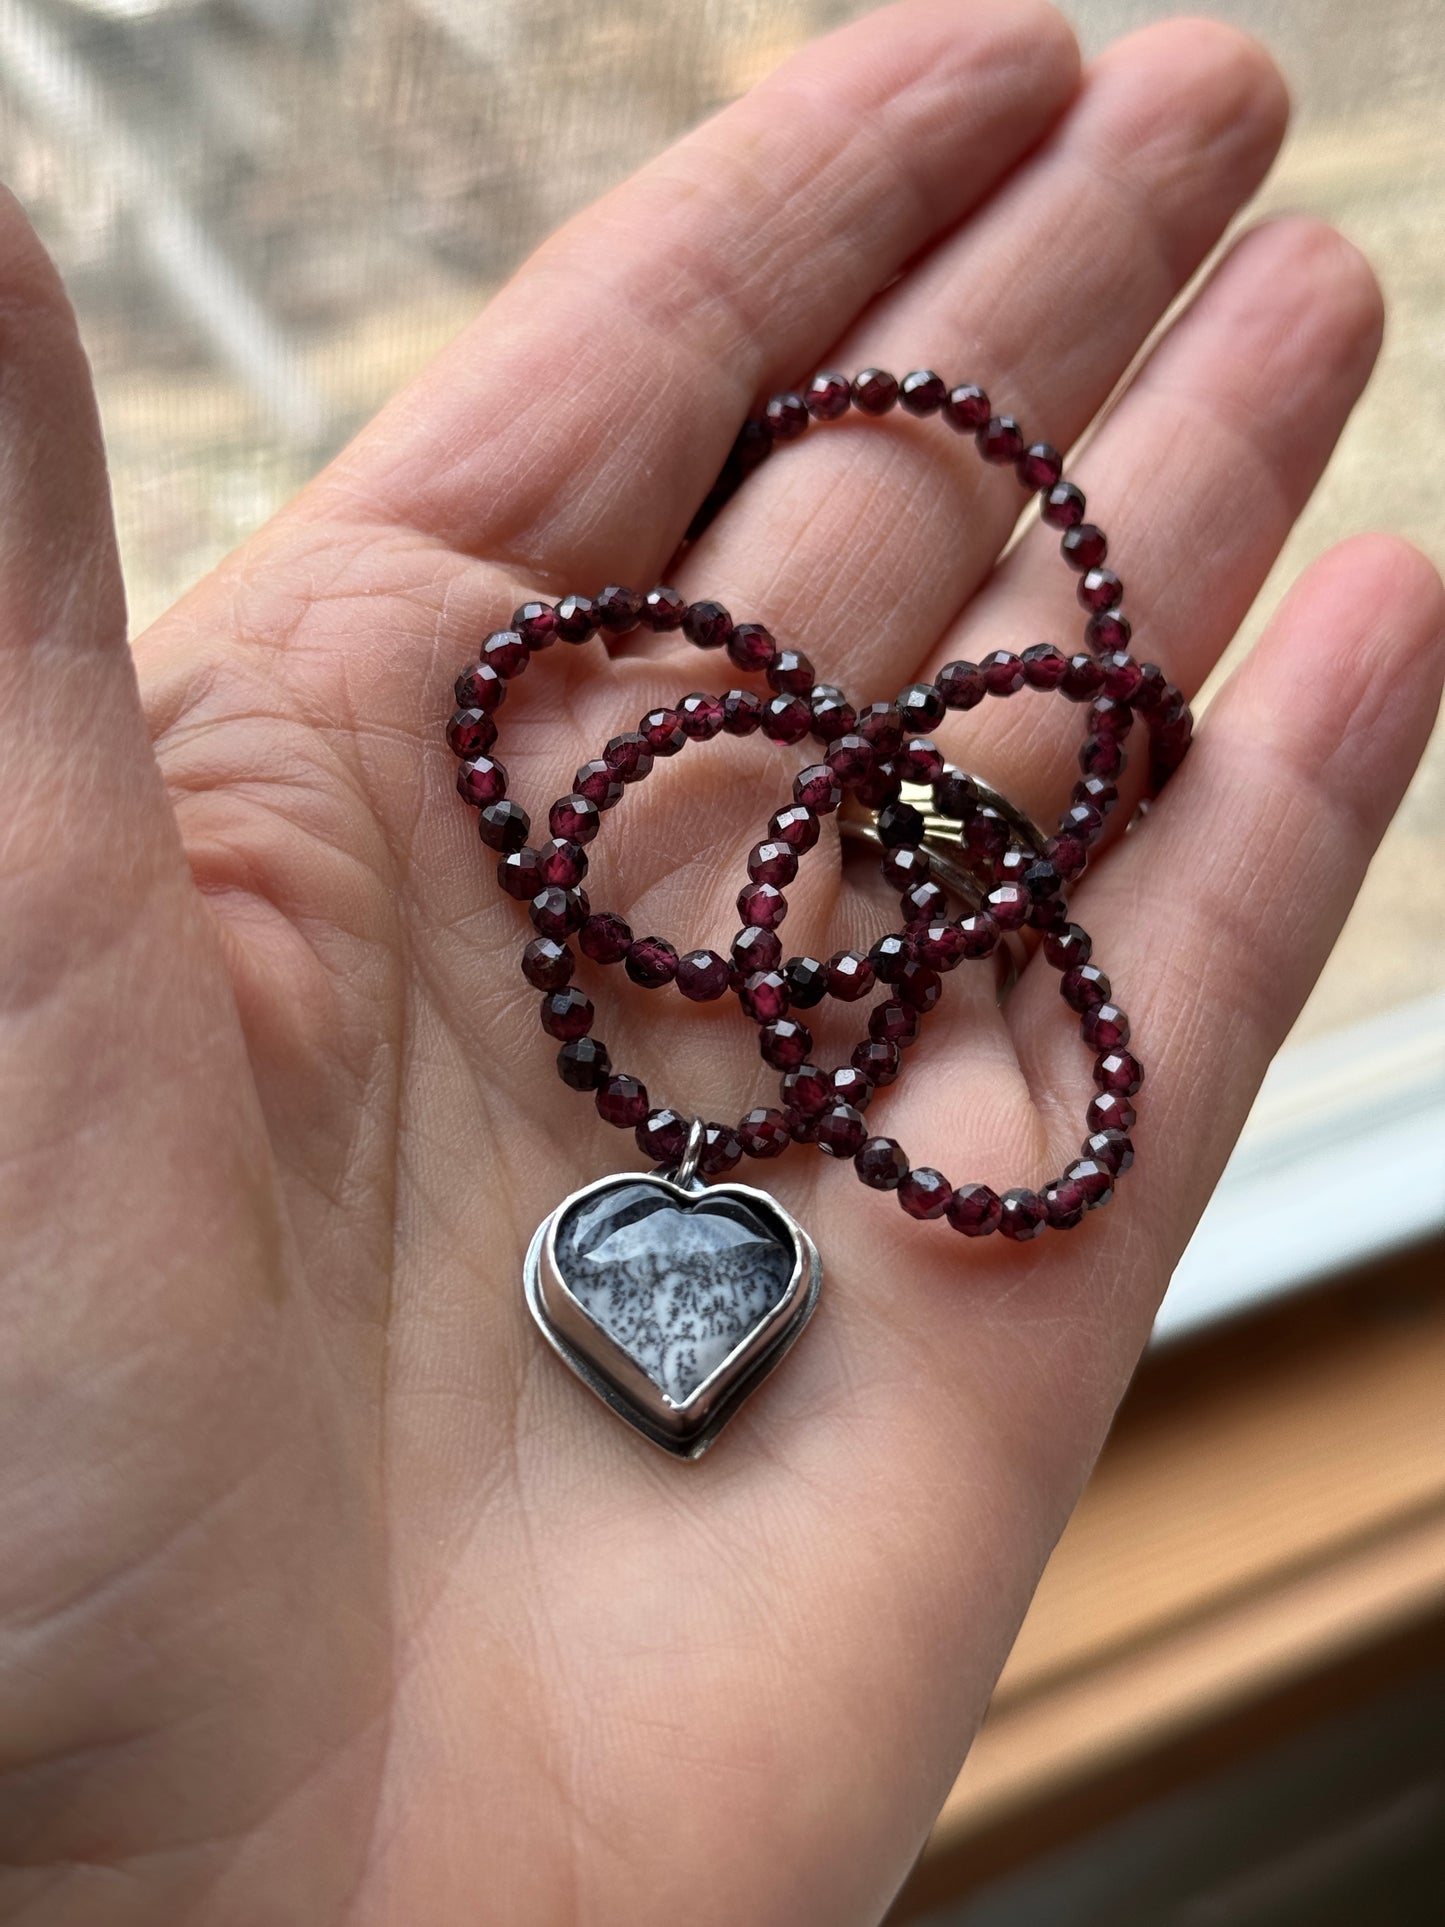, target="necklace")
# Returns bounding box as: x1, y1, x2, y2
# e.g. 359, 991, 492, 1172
446, 368, 1192, 1456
